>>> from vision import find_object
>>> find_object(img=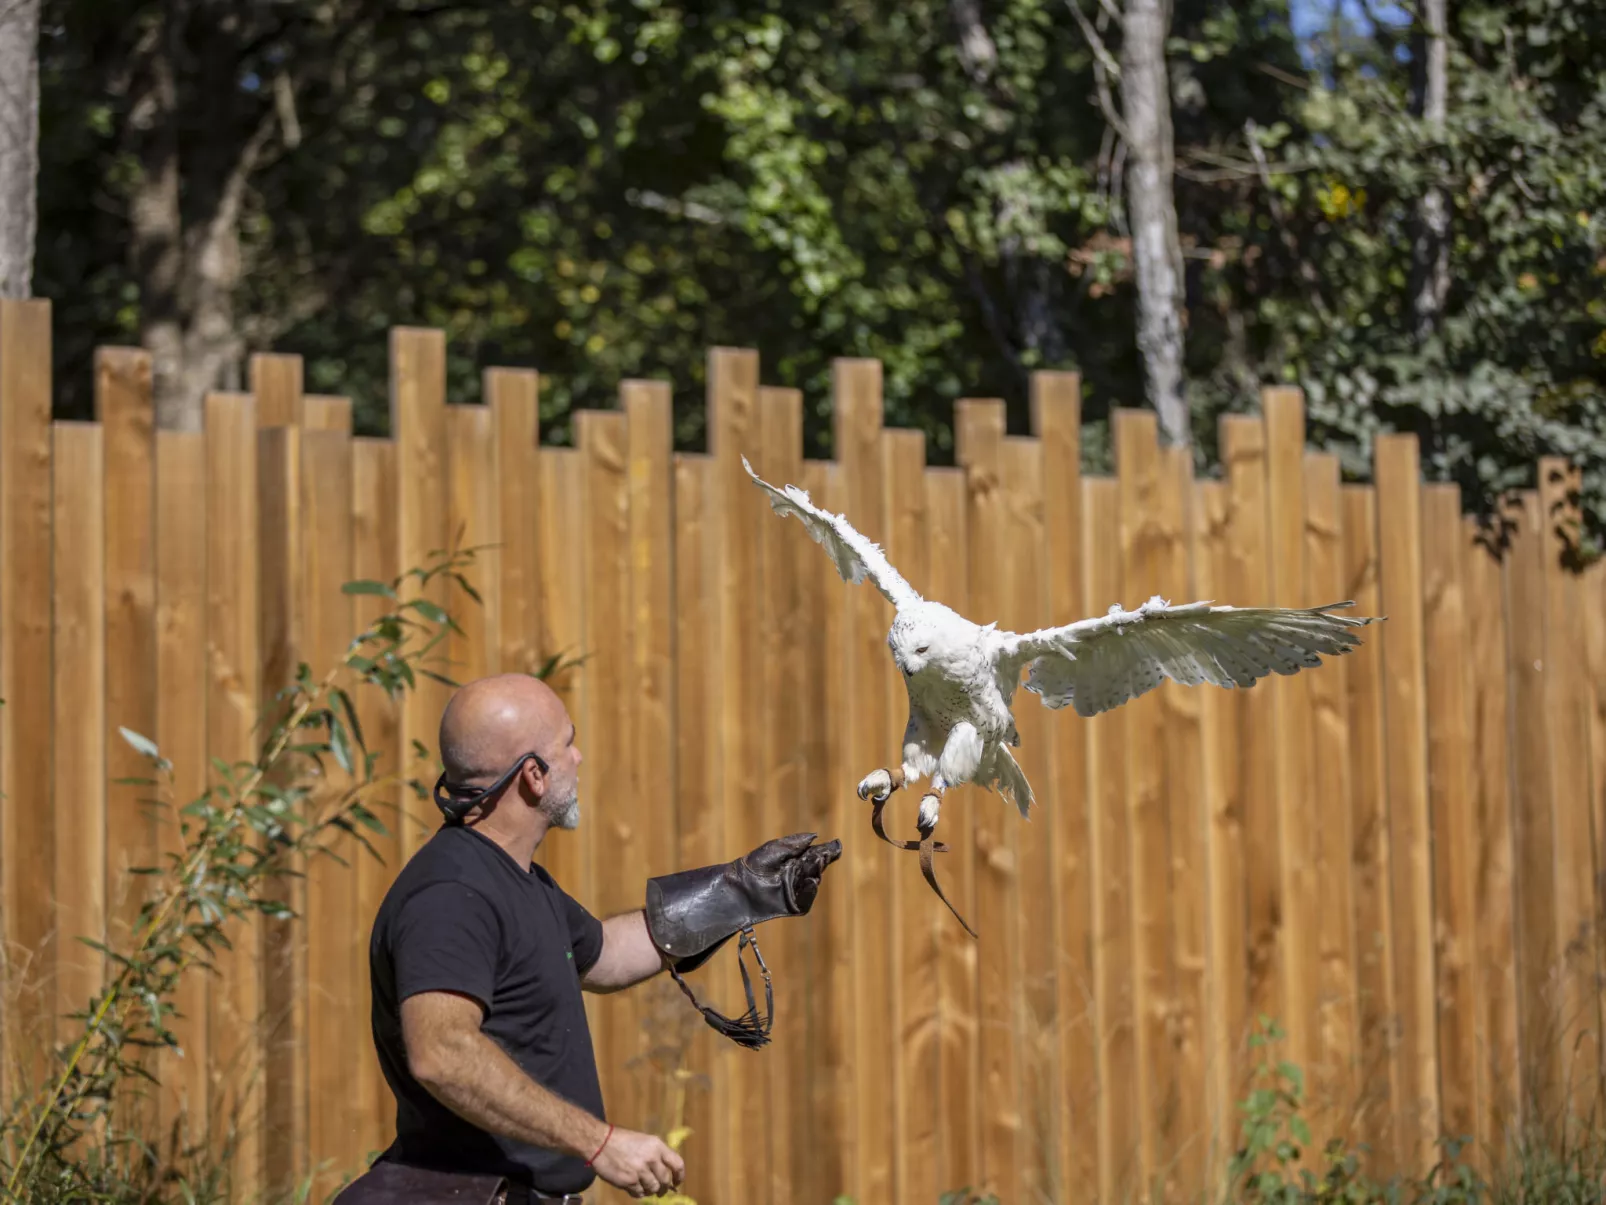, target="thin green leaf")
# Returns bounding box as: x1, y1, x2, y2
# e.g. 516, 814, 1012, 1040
342, 579, 396, 597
